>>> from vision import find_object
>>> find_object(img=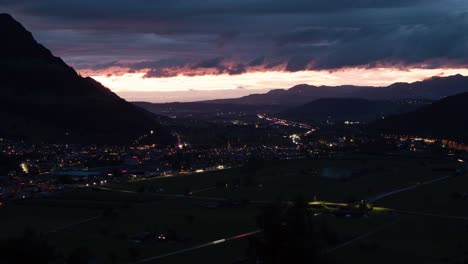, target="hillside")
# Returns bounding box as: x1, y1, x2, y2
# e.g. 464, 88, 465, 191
0, 14, 168, 144
372, 92, 468, 142
204, 75, 468, 106
278, 98, 421, 123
